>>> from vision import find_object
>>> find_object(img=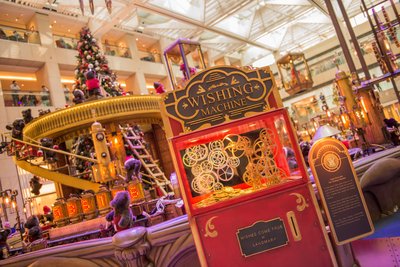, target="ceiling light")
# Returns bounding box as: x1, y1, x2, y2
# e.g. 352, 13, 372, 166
53, 20, 57, 23
68, 29, 71, 32
0, 76, 37, 81
61, 79, 75, 84
15, 18, 19, 22
49, 25, 53, 29
136, 38, 138, 41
